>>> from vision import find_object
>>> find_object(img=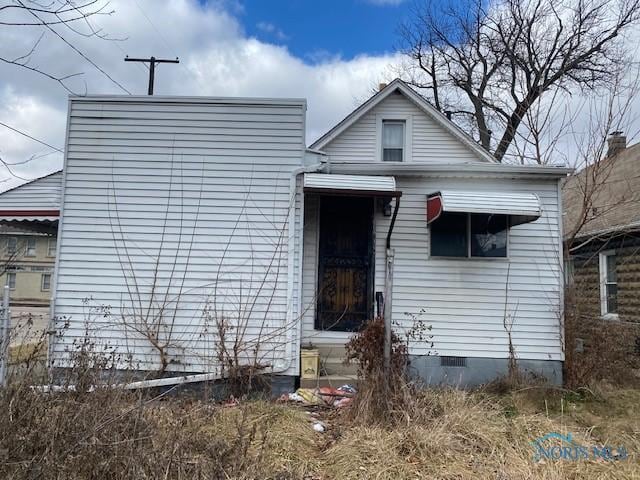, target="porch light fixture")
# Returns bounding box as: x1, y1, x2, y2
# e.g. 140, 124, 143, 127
382, 198, 393, 216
